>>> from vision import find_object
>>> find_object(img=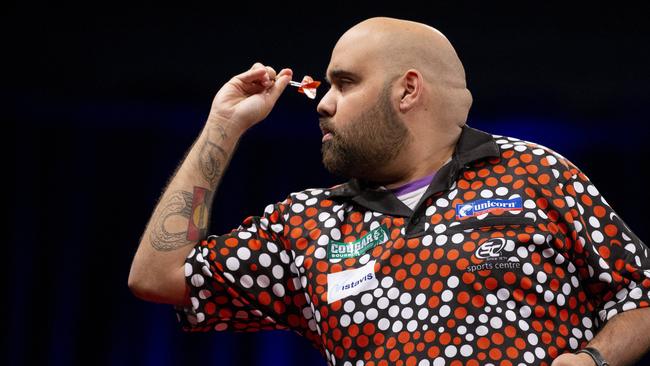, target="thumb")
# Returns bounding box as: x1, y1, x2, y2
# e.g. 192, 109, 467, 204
268, 68, 293, 101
